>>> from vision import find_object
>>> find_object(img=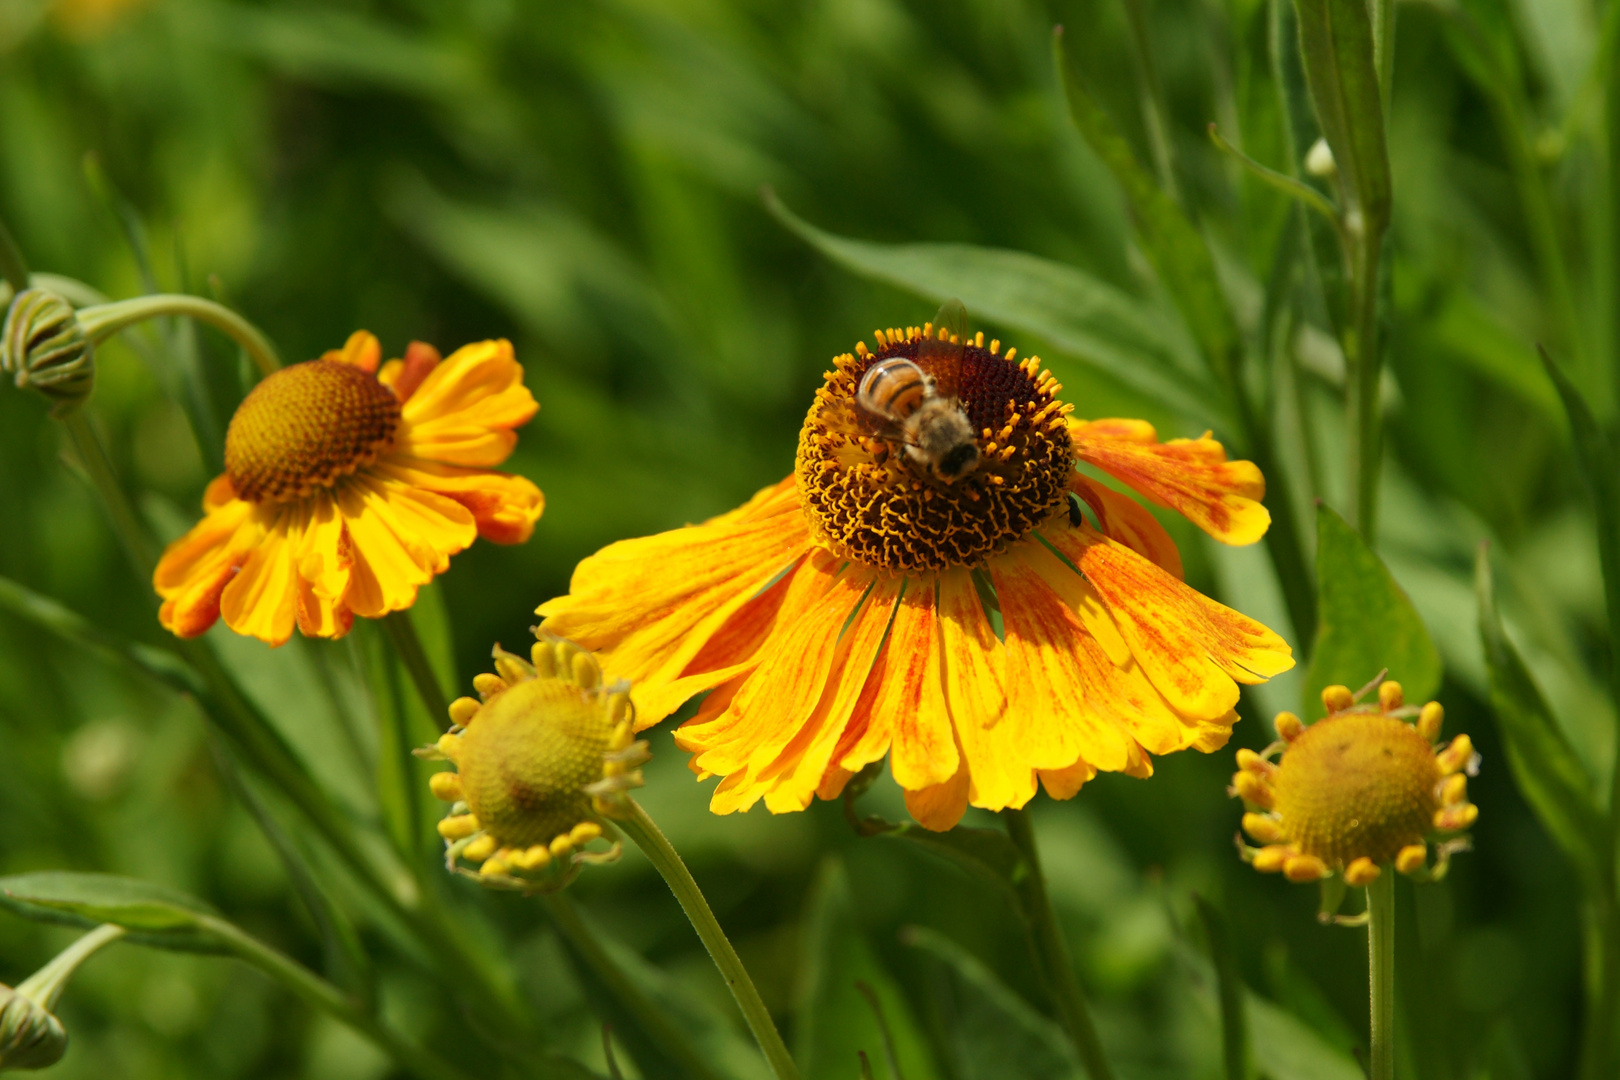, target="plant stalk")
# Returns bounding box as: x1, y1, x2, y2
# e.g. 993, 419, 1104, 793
1004, 807, 1116, 1080
614, 799, 801, 1080
1366, 872, 1396, 1080
383, 610, 451, 726
15, 925, 126, 1010
78, 293, 281, 377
